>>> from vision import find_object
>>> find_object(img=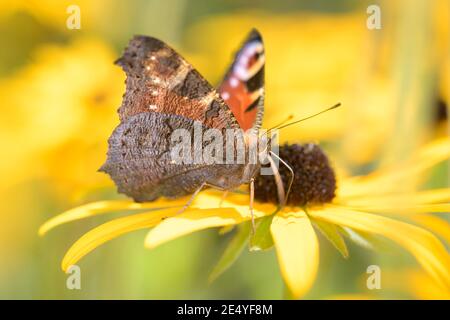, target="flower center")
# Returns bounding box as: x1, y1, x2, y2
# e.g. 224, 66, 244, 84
254, 143, 336, 206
